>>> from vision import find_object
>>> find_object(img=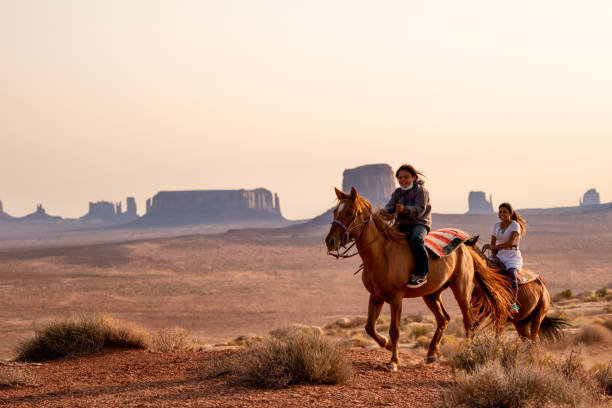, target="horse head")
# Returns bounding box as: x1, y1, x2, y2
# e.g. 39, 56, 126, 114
325, 187, 371, 252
